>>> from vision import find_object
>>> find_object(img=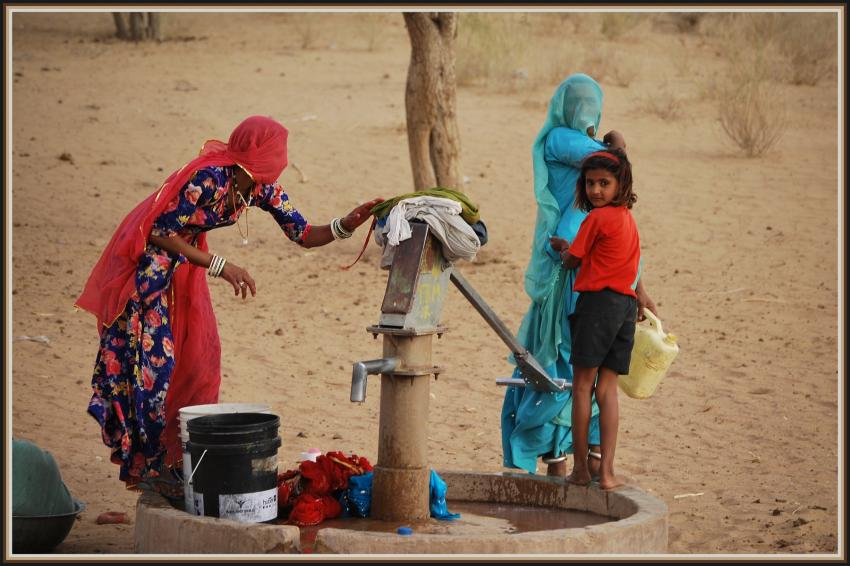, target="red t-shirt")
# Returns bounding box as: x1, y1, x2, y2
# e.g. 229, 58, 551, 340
569, 205, 640, 297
